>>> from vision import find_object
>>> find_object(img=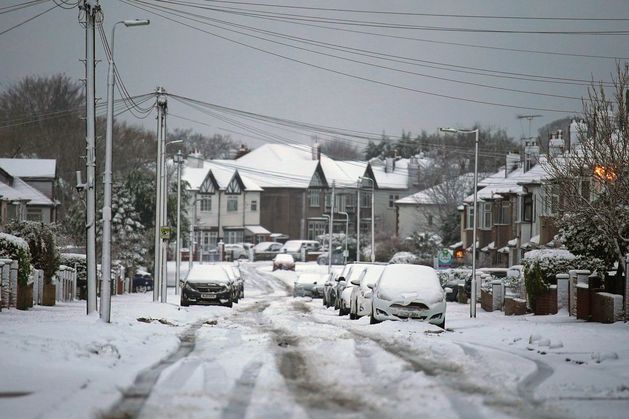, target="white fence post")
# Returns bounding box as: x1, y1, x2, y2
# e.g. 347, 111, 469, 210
556, 273, 570, 312
9, 260, 18, 308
